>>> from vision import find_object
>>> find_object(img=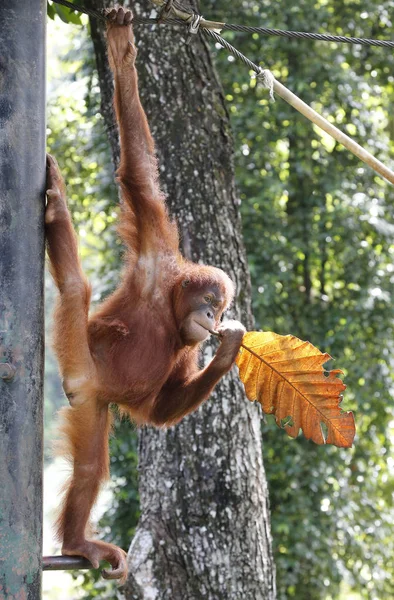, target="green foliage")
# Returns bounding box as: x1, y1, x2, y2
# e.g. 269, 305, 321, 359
70, 418, 139, 598
100, 416, 140, 549
44, 277, 66, 459
46, 18, 139, 598
206, 0, 394, 597
47, 18, 122, 298
46, 1, 394, 598
47, 1, 84, 25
